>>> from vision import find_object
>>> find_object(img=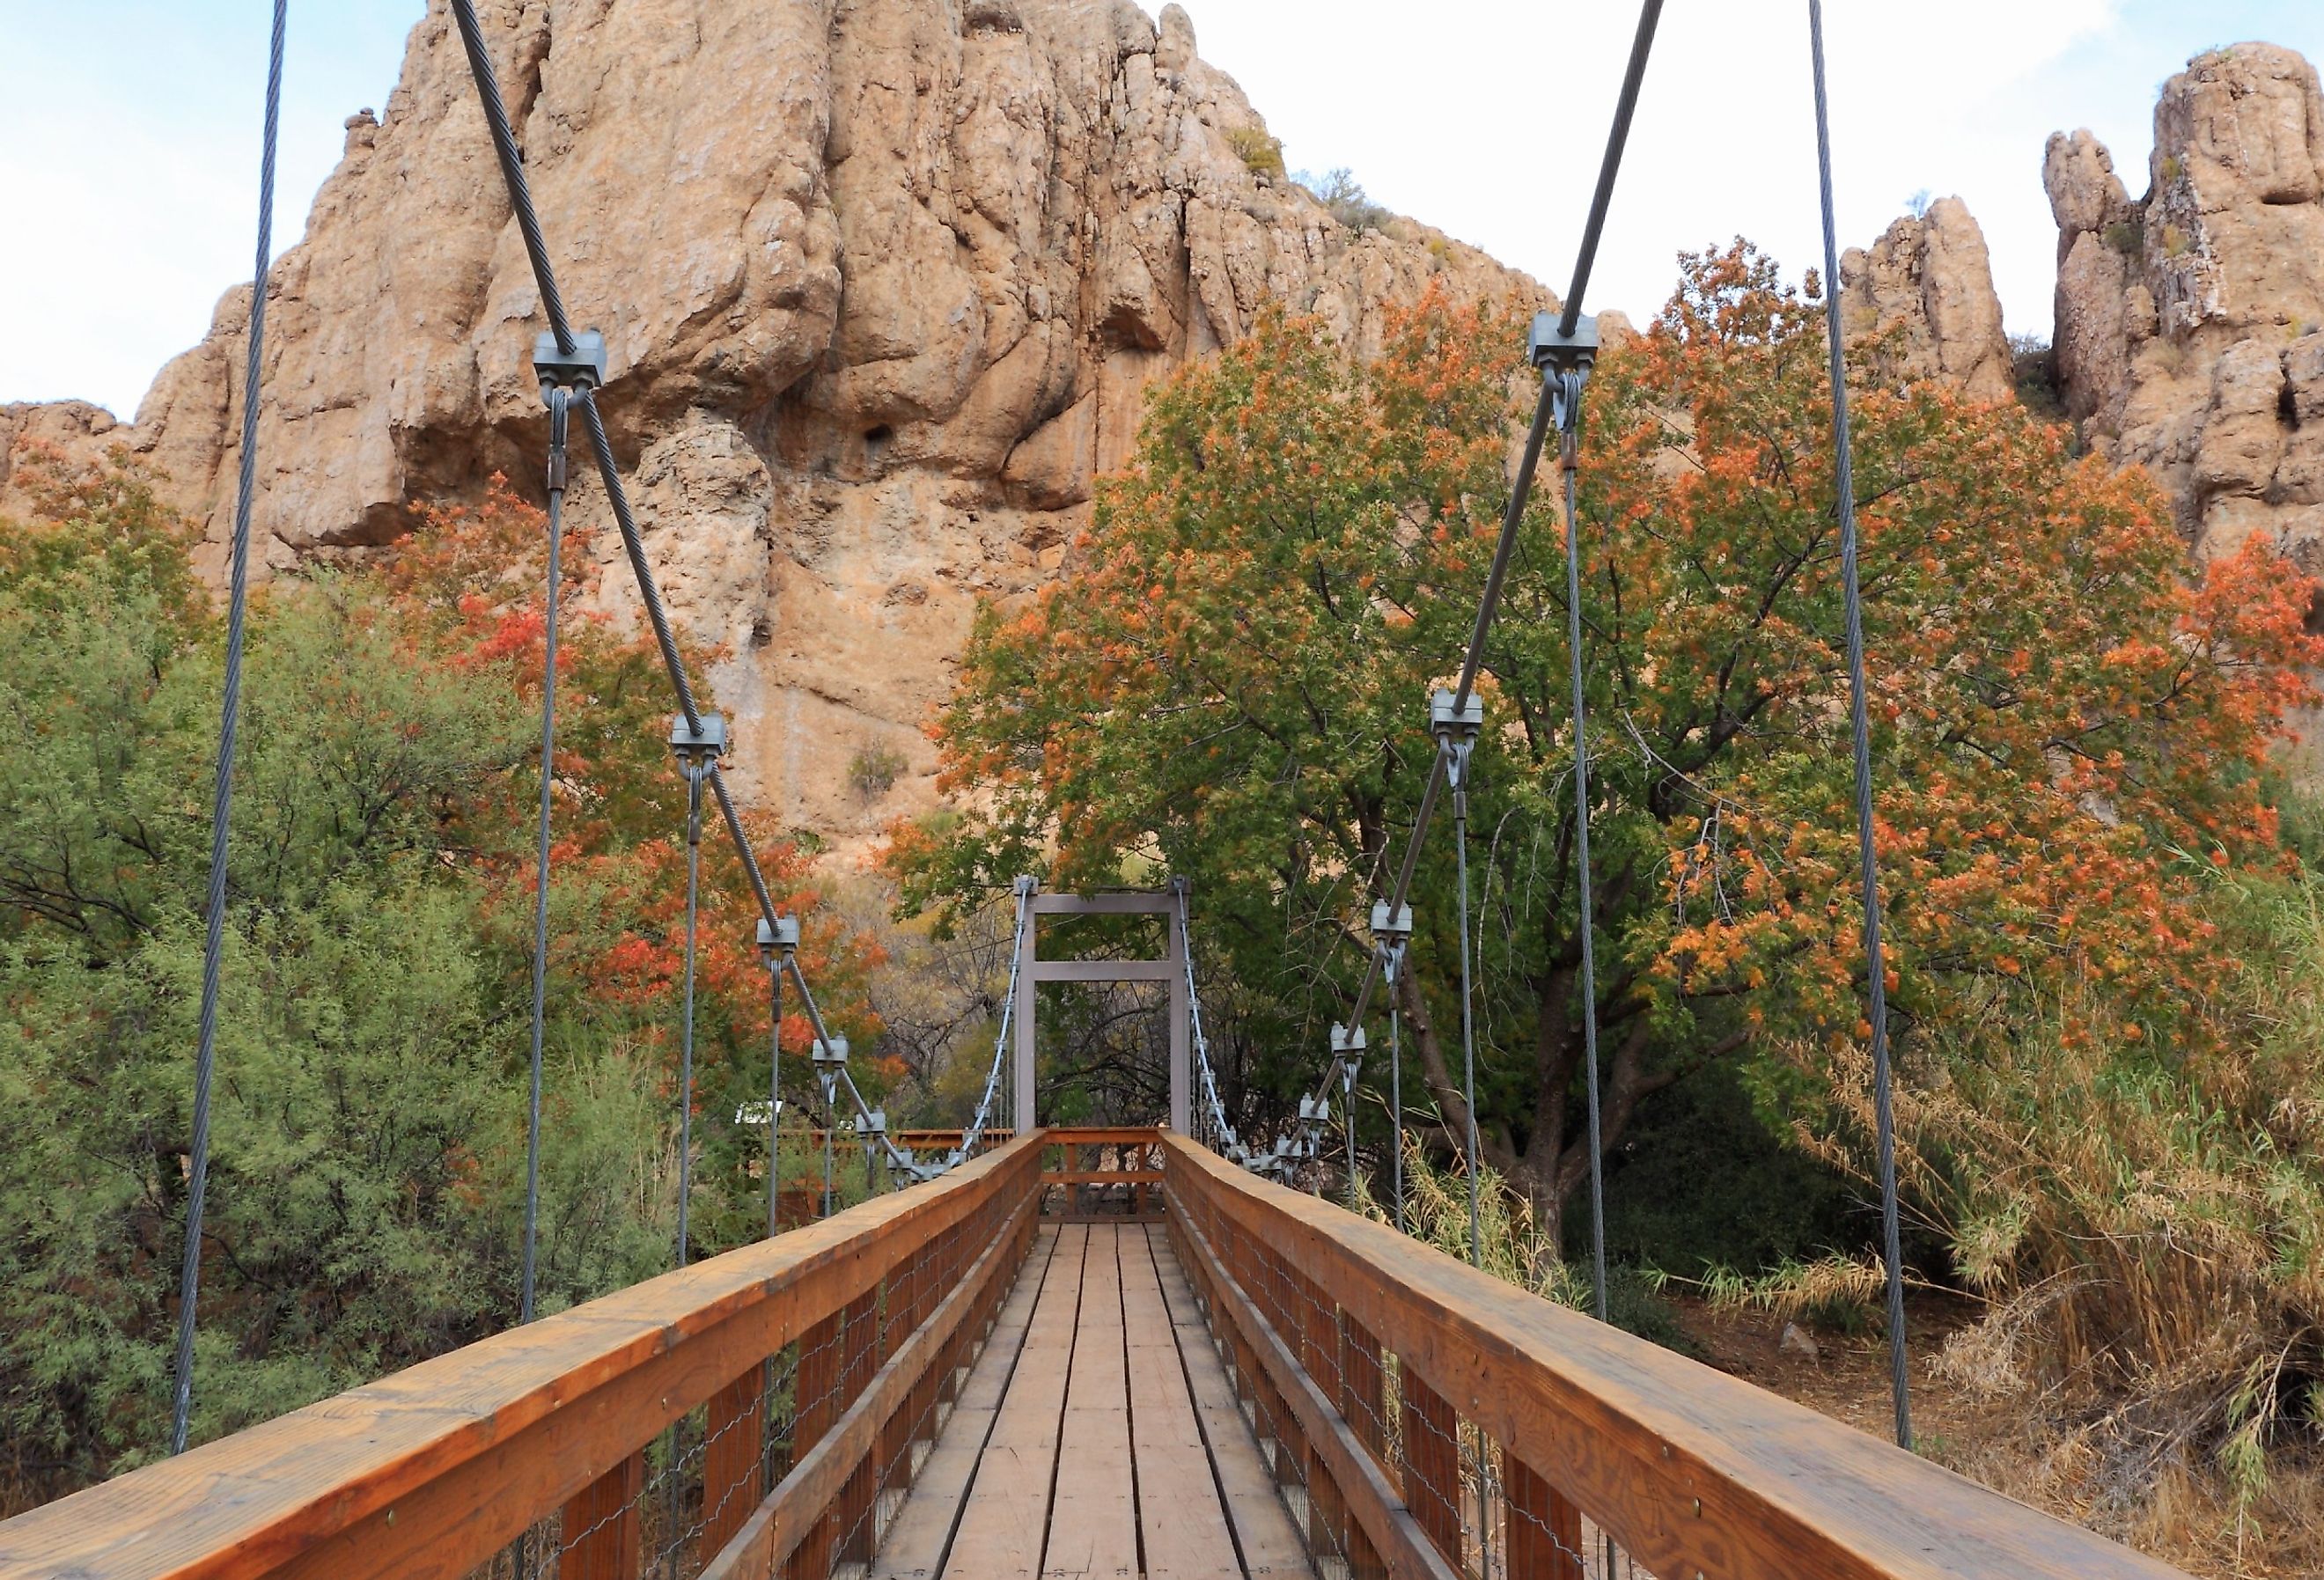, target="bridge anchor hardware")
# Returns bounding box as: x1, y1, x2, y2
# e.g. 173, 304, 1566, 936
668, 711, 730, 764
1368, 900, 1413, 945
757, 915, 800, 961
533, 328, 609, 395
1430, 689, 1482, 815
